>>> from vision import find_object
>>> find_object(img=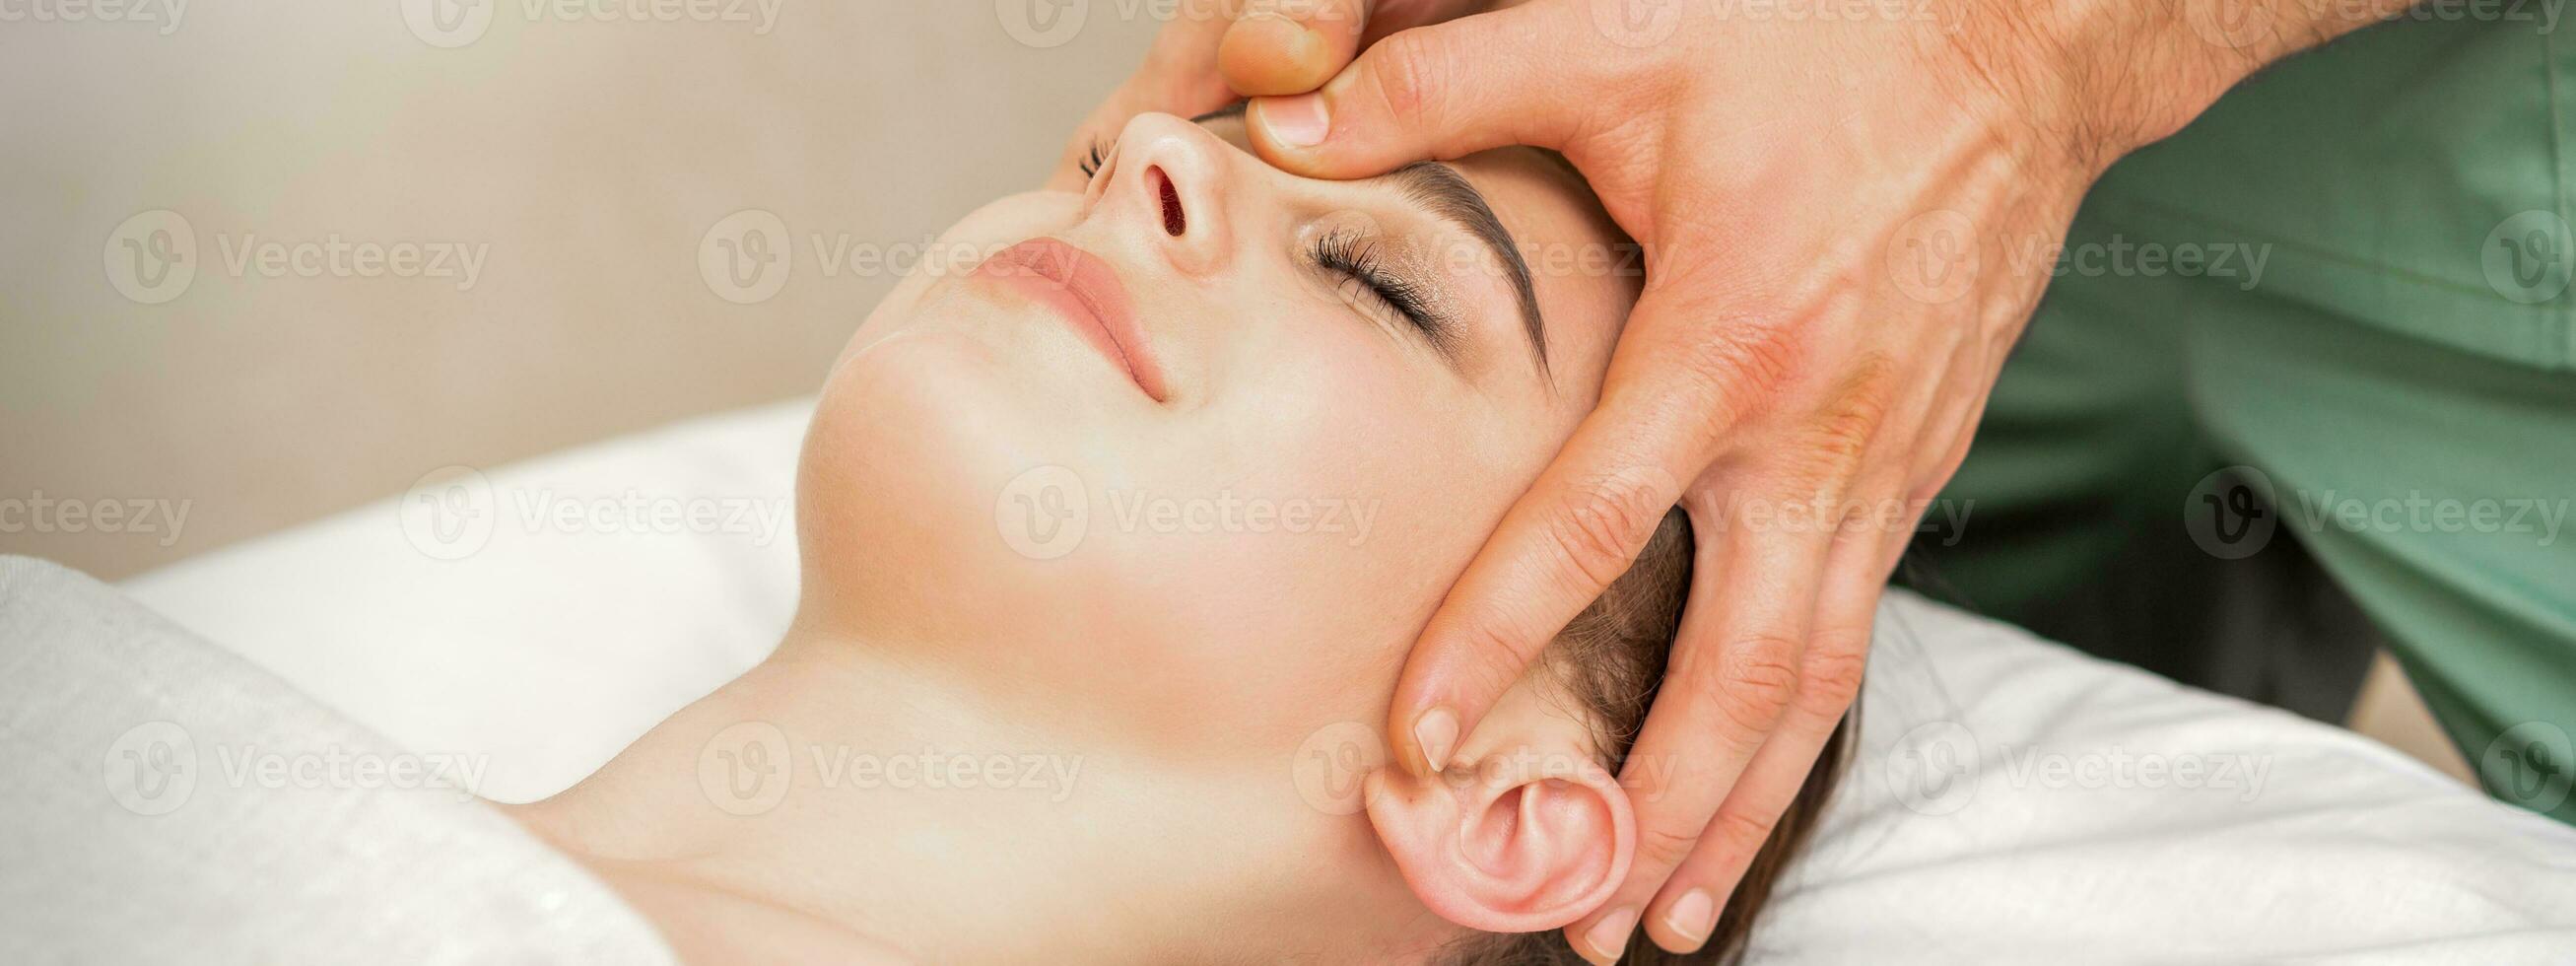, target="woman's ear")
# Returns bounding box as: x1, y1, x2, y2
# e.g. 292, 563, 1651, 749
1362, 680, 1635, 933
